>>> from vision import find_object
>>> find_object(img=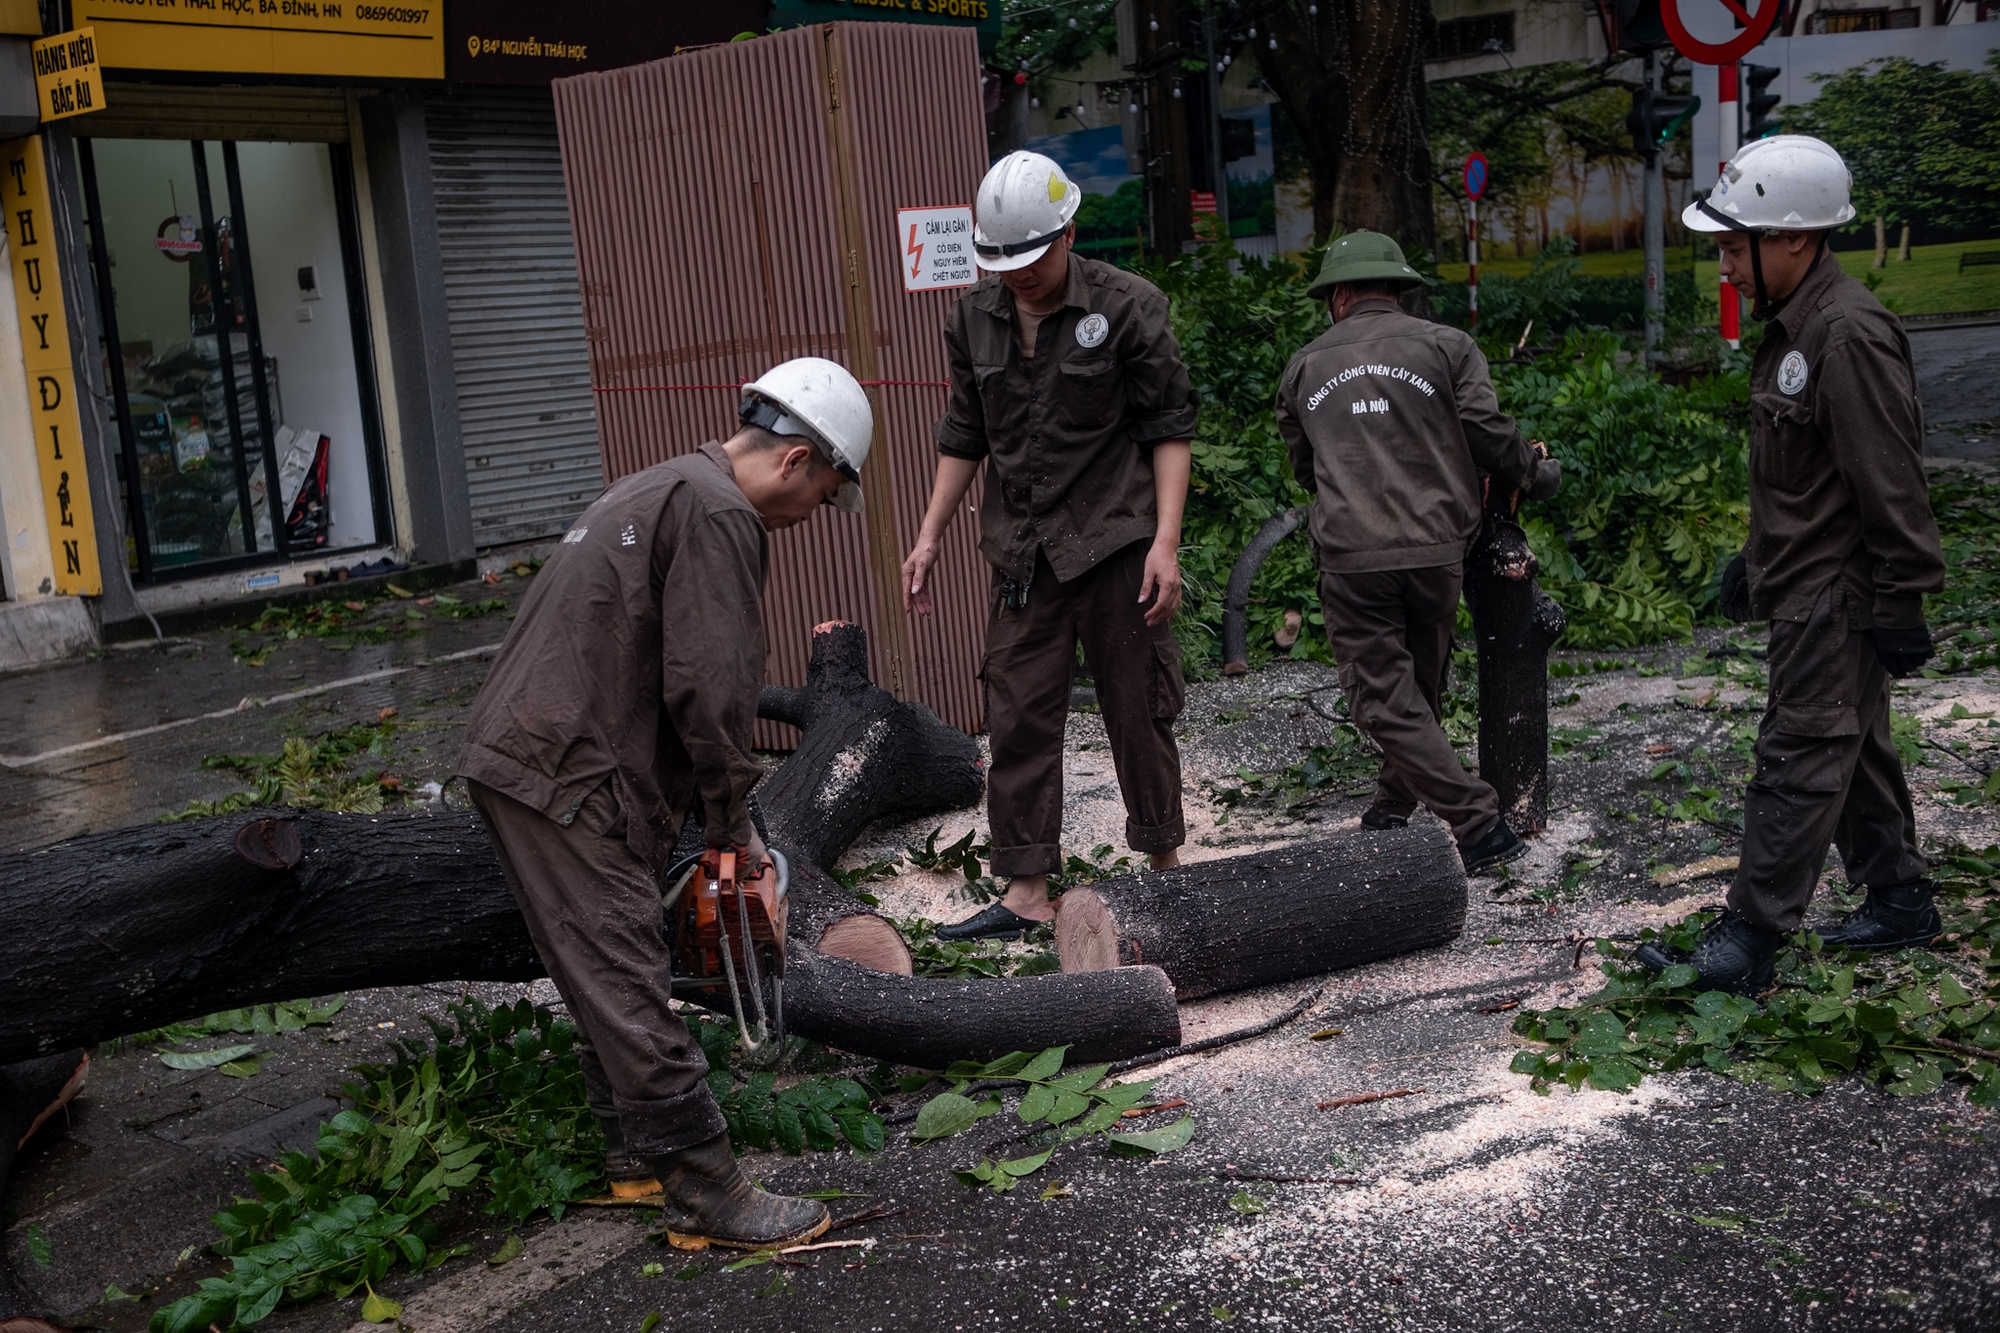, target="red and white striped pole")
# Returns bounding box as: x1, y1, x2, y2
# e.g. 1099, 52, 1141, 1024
1717, 61, 1741, 347
1468, 199, 1480, 331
